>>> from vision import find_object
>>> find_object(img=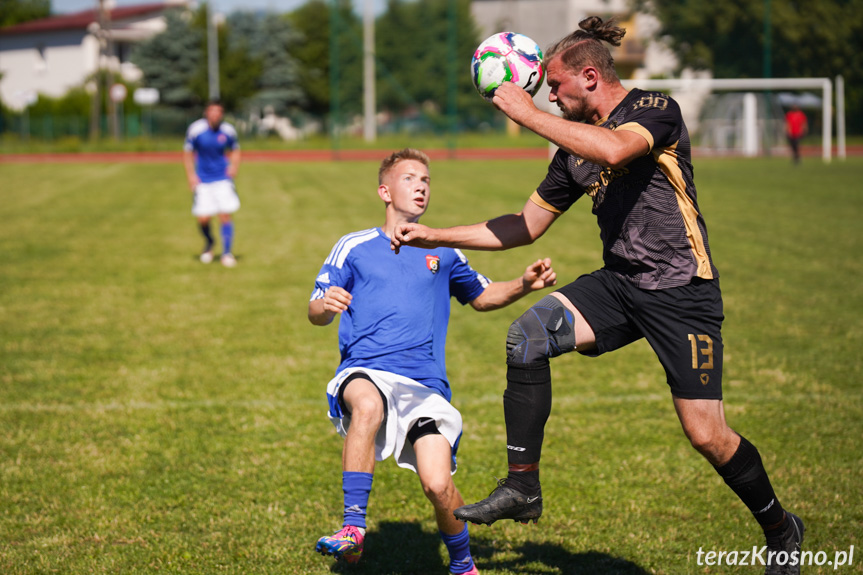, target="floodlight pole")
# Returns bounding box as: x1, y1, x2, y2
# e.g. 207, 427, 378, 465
102, 0, 118, 140
89, 0, 104, 139
329, 0, 341, 157
362, 0, 376, 142
762, 0, 772, 79
446, 0, 457, 156
207, 4, 220, 101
